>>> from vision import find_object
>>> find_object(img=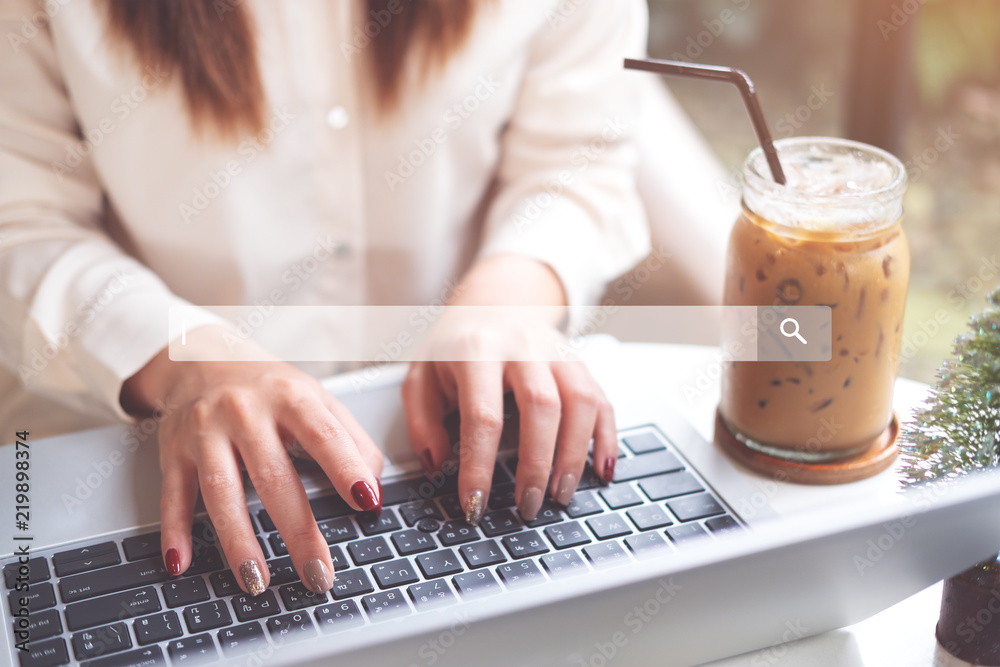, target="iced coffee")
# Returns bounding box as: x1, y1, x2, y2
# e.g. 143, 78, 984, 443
719, 137, 909, 460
